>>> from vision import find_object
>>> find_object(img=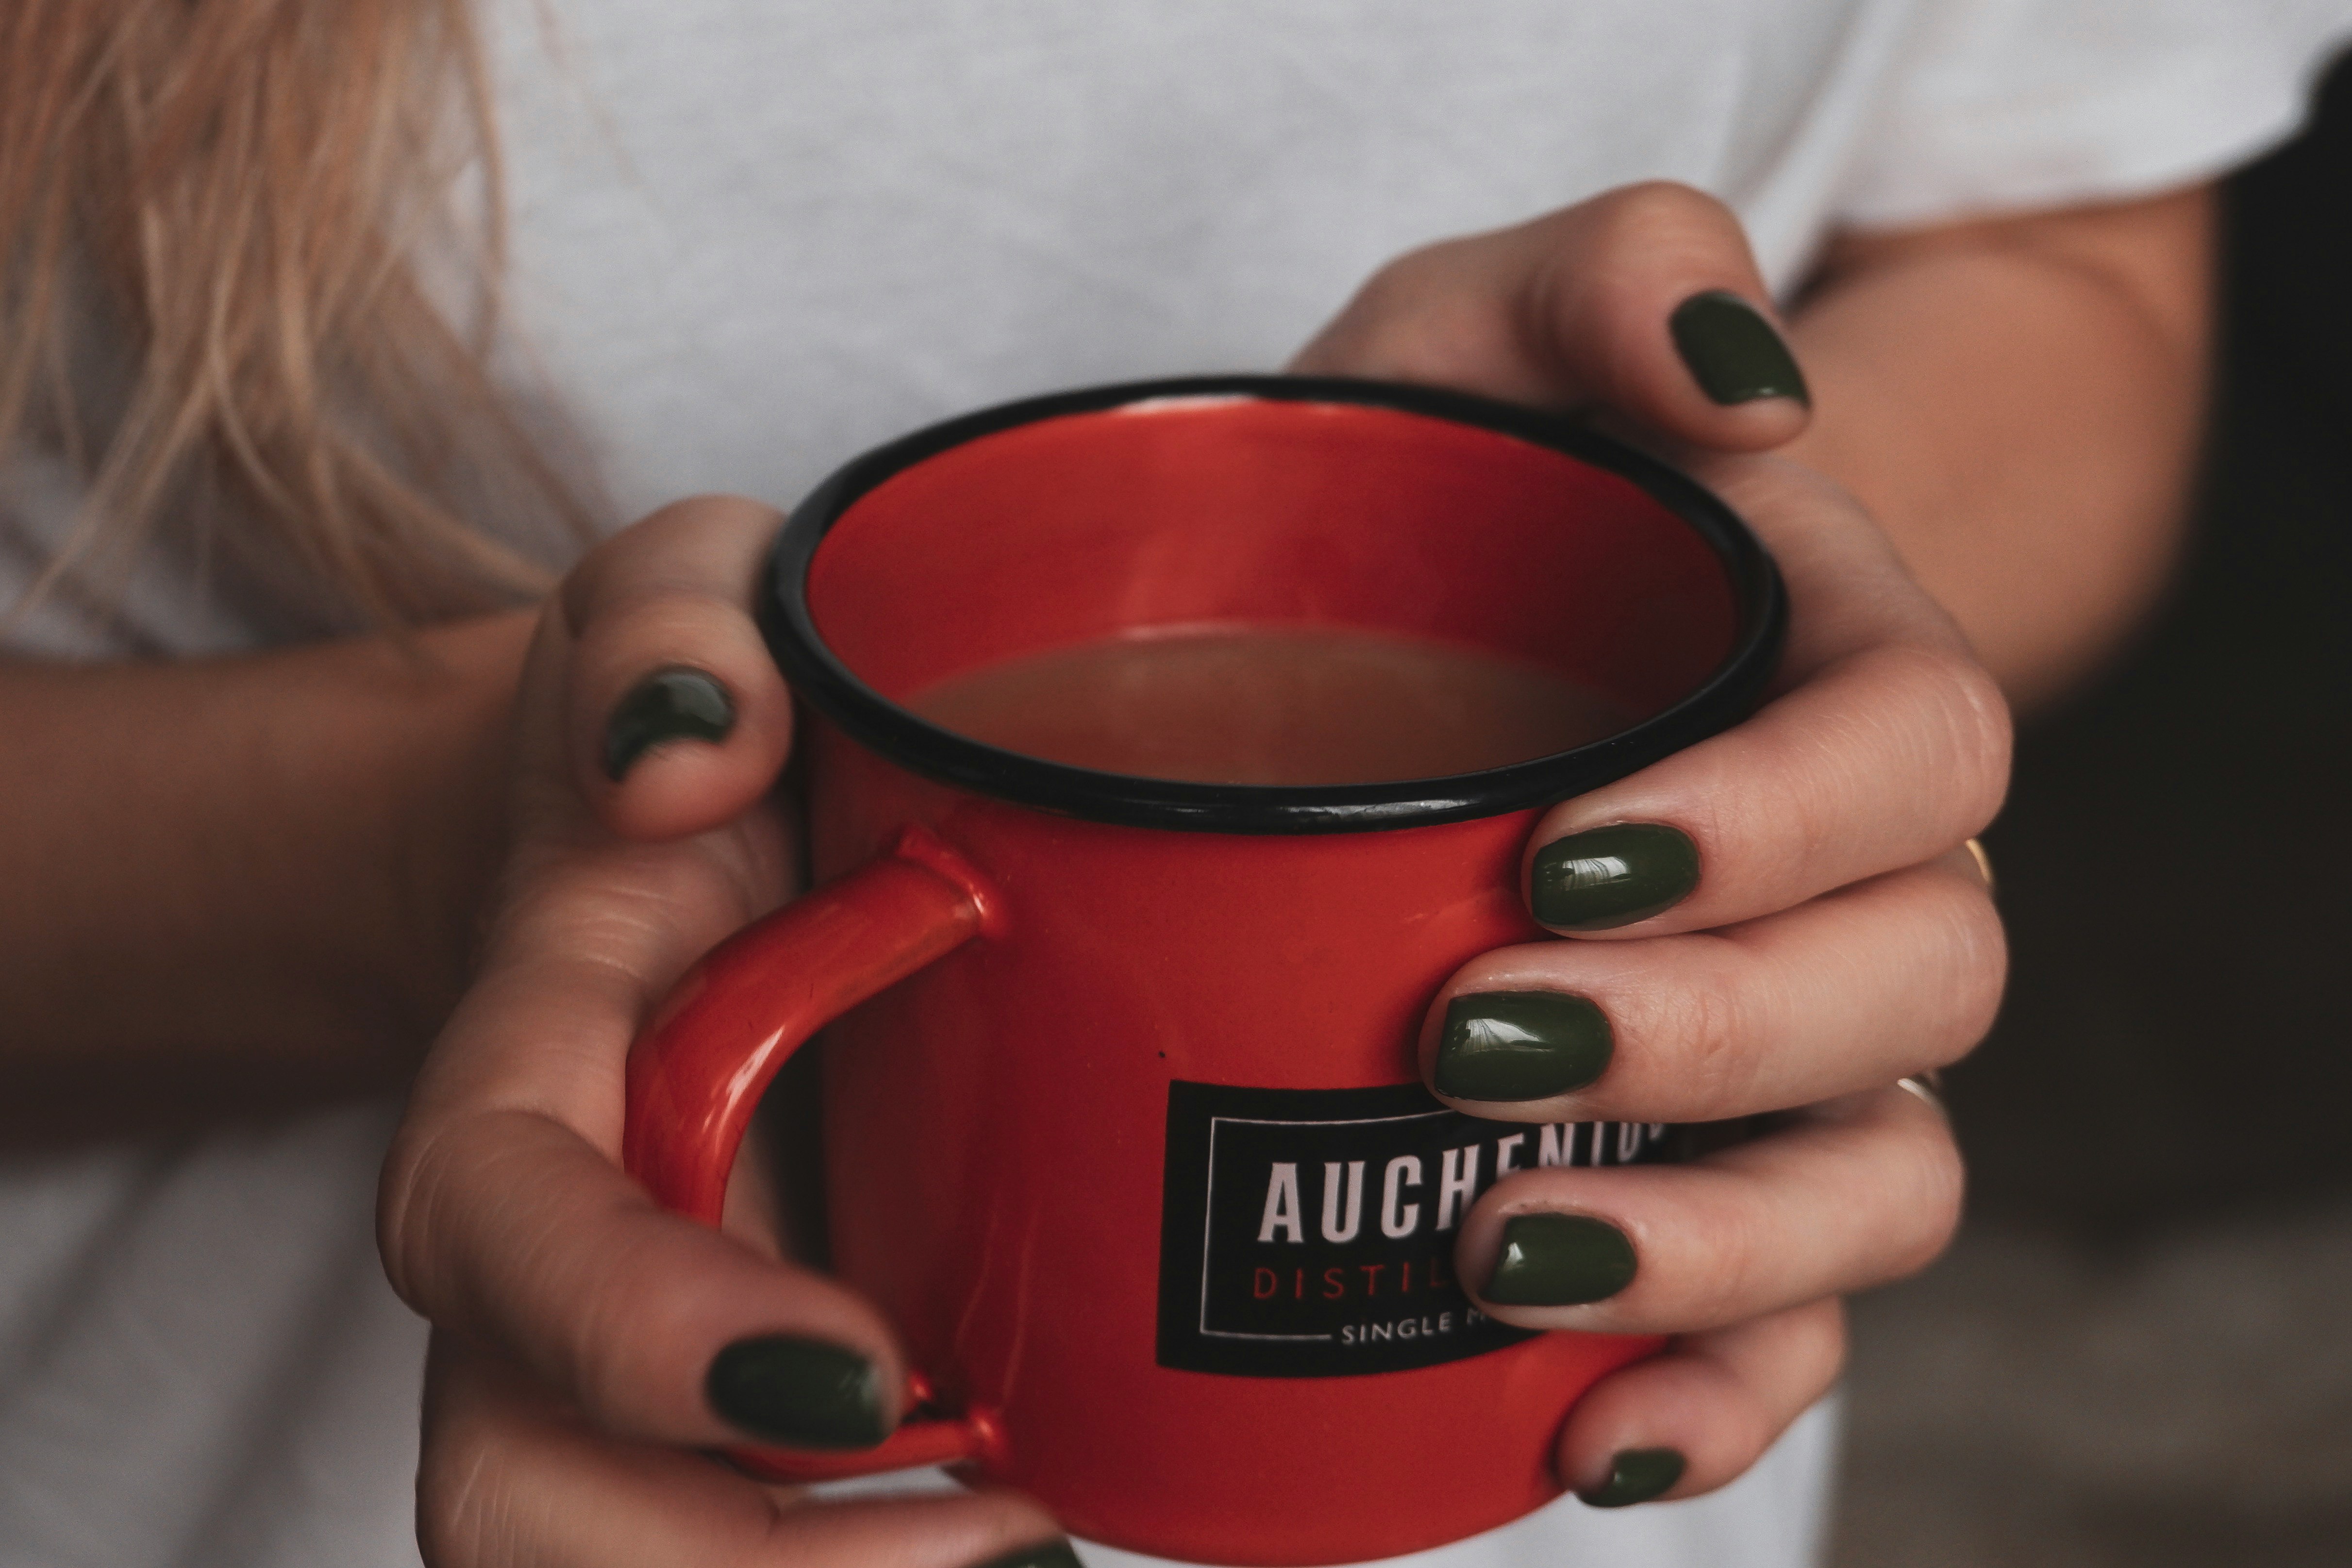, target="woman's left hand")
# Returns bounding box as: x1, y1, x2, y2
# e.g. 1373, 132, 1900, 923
1297, 182, 2007, 1508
